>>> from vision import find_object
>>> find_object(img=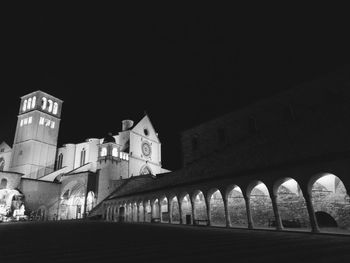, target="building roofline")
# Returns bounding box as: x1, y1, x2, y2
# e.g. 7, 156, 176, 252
20, 90, 64, 102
